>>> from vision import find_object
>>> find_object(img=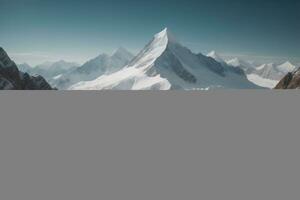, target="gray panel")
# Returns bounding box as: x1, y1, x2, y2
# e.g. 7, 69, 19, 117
0, 91, 299, 200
